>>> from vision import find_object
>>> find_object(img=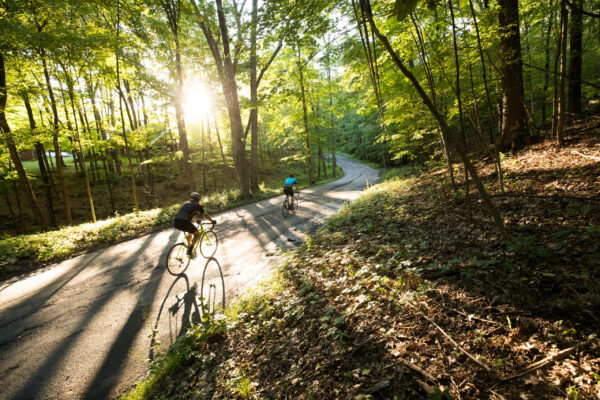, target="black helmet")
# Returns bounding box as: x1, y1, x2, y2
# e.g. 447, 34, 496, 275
190, 192, 201, 201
